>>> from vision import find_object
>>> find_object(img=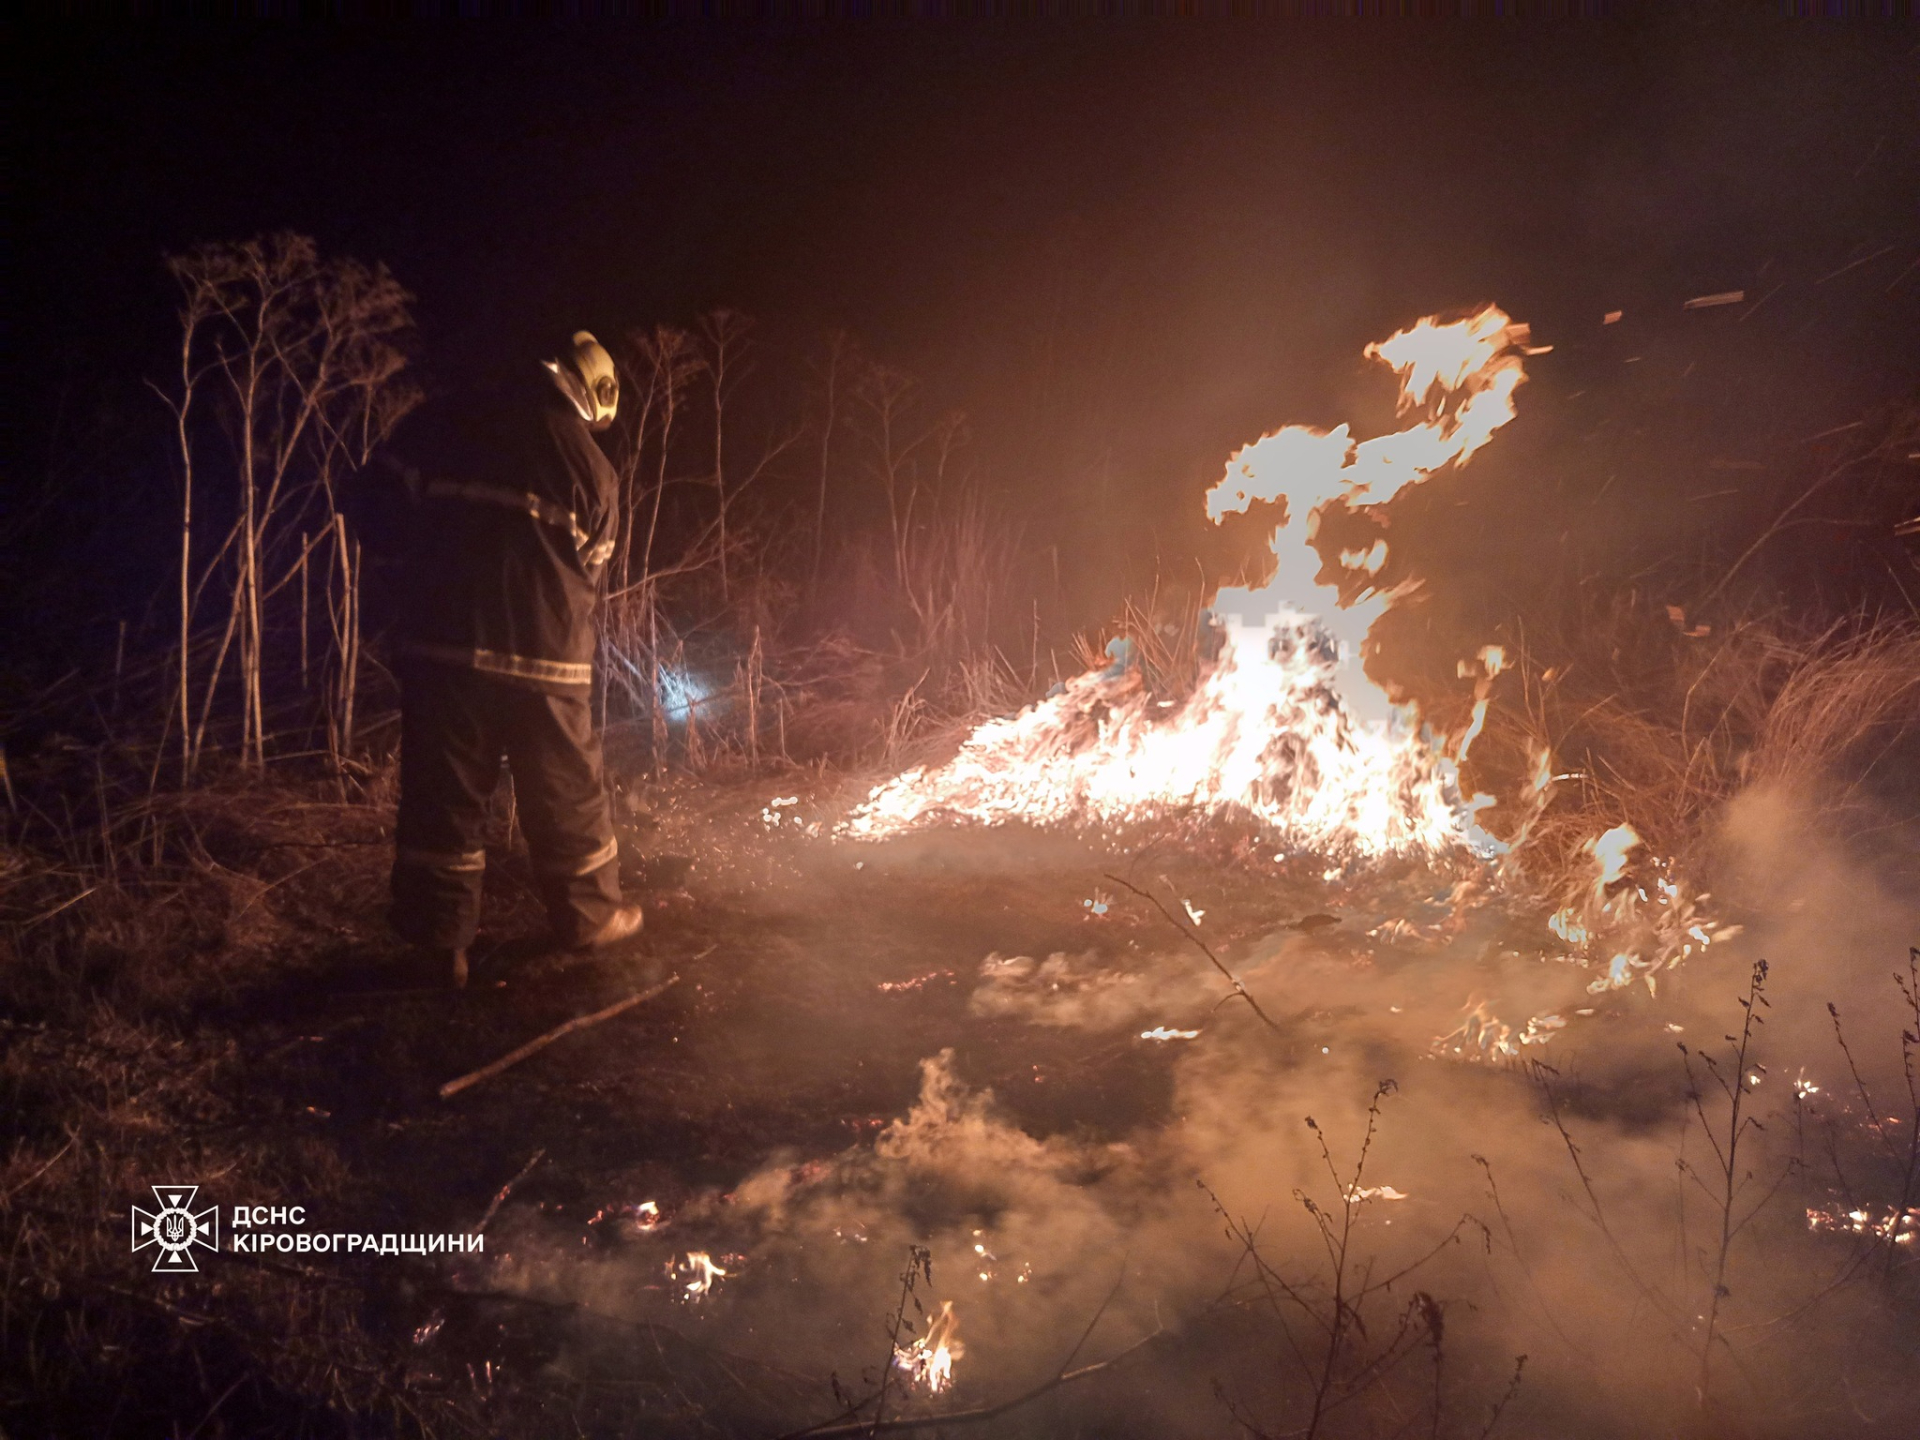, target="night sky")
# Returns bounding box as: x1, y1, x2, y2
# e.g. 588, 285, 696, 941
9, 18, 1919, 673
